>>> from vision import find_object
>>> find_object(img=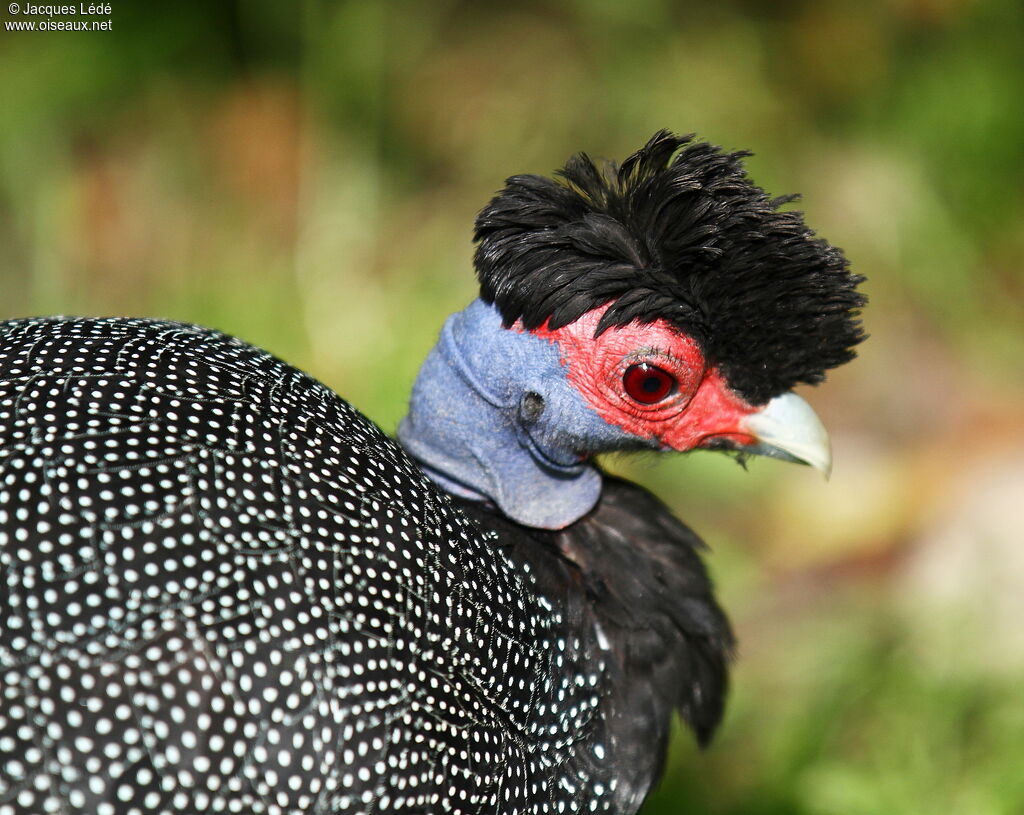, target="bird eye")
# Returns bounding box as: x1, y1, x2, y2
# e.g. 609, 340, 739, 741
622, 363, 676, 404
